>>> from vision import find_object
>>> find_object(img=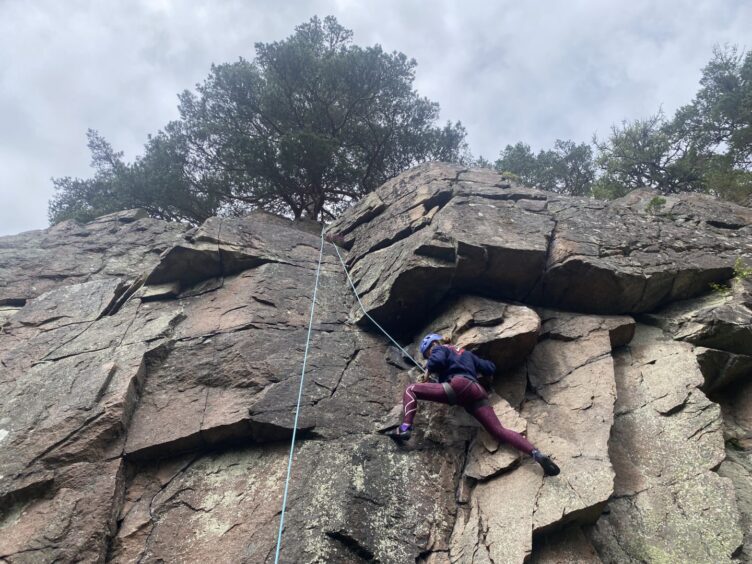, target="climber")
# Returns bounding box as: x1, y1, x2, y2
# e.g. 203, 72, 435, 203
387, 333, 560, 476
